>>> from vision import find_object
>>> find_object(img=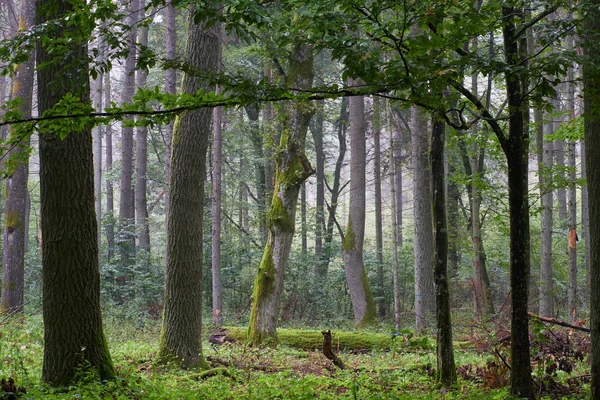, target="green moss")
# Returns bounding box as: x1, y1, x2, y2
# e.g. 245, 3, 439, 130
357, 268, 378, 327
247, 243, 278, 346
342, 219, 355, 252
4, 210, 24, 231
266, 192, 294, 233
224, 327, 436, 352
